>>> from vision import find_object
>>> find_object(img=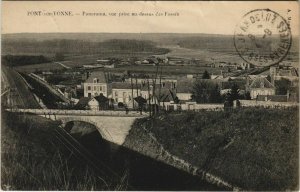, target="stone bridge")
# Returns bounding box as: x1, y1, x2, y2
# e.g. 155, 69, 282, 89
8, 109, 148, 145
